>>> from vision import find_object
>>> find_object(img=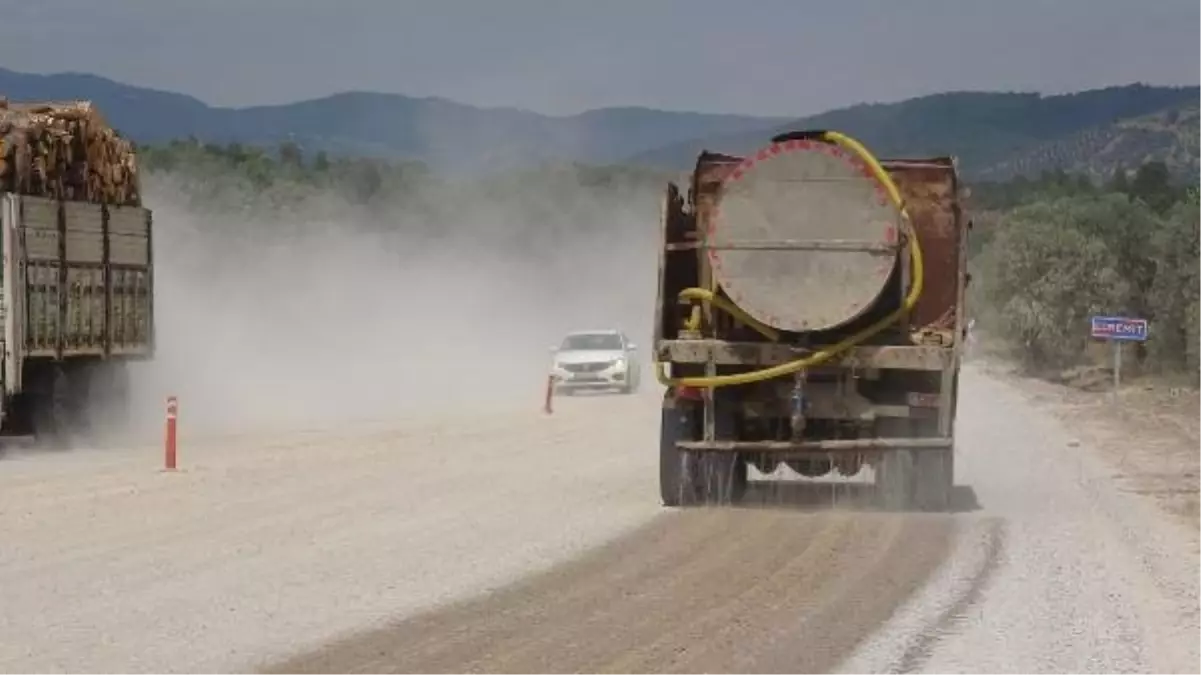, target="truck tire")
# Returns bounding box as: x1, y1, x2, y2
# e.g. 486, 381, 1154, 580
4, 392, 34, 436
696, 452, 747, 505
912, 447, 954, 512
697, 397, 747, 504
660, 392, 747, 507
876, 448, 915, 511
660, 395, 699, 507
78, 361, 132, 443
29, 365, 72, 448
